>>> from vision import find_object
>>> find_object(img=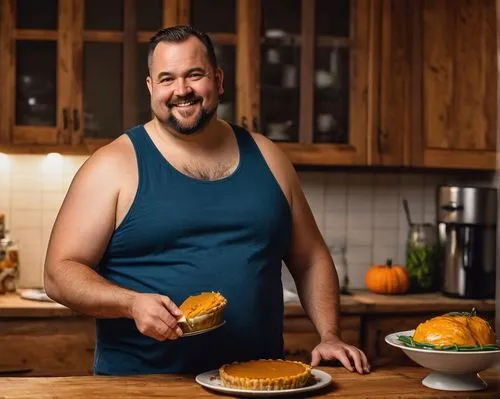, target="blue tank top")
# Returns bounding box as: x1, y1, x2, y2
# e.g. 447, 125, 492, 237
94, 124, 292, 375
